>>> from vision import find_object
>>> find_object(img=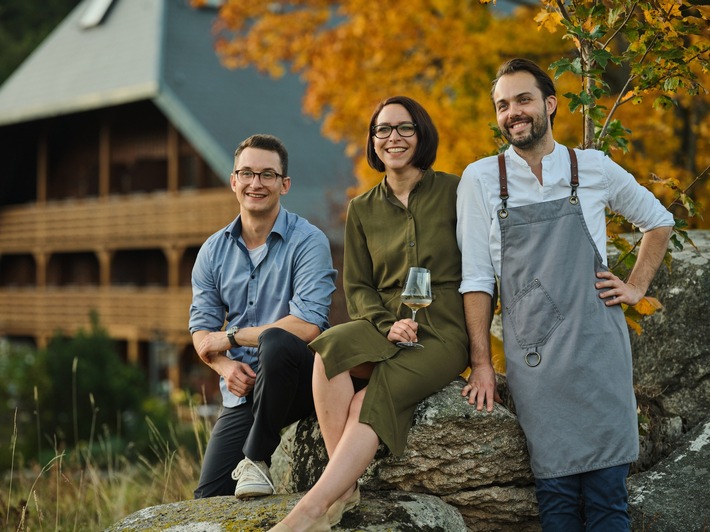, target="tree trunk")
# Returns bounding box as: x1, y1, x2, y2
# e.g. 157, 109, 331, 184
580, 39, 597, 149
